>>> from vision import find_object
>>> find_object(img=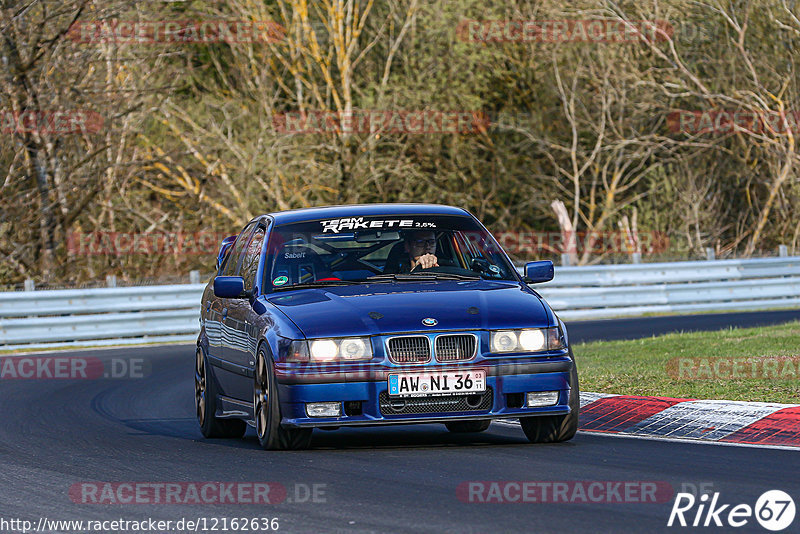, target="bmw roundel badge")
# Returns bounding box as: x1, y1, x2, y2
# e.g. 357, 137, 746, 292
422, 318, 438, 327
